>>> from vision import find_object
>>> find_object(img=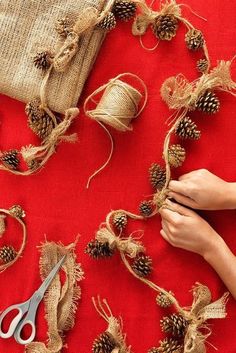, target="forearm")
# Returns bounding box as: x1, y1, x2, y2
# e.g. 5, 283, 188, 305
204, 237, 236, 299
227, 183, 236, 209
